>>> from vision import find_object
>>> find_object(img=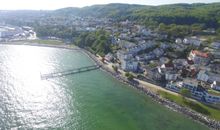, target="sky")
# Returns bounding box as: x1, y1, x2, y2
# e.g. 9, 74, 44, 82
0, 0, 219, 10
